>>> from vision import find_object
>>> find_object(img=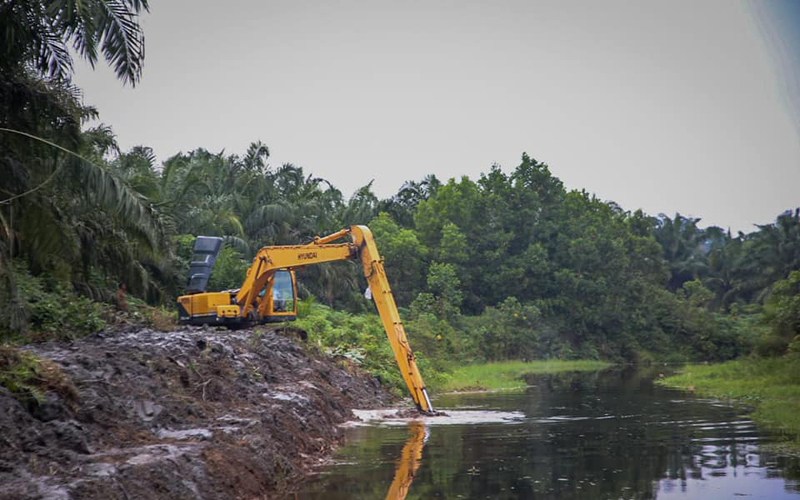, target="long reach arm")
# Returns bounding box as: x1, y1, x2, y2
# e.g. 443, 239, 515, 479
233, 226, 434, 414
